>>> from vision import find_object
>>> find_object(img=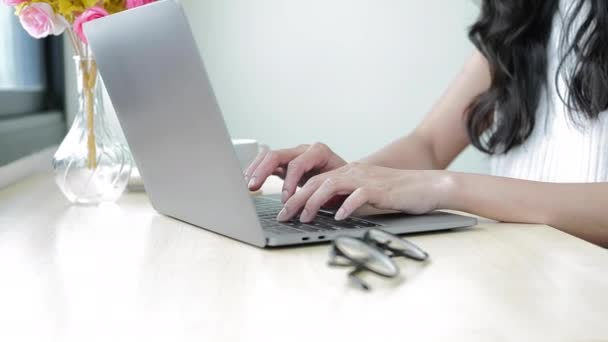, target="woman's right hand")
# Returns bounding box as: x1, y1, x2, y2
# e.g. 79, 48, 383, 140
244, 142, 347, 203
